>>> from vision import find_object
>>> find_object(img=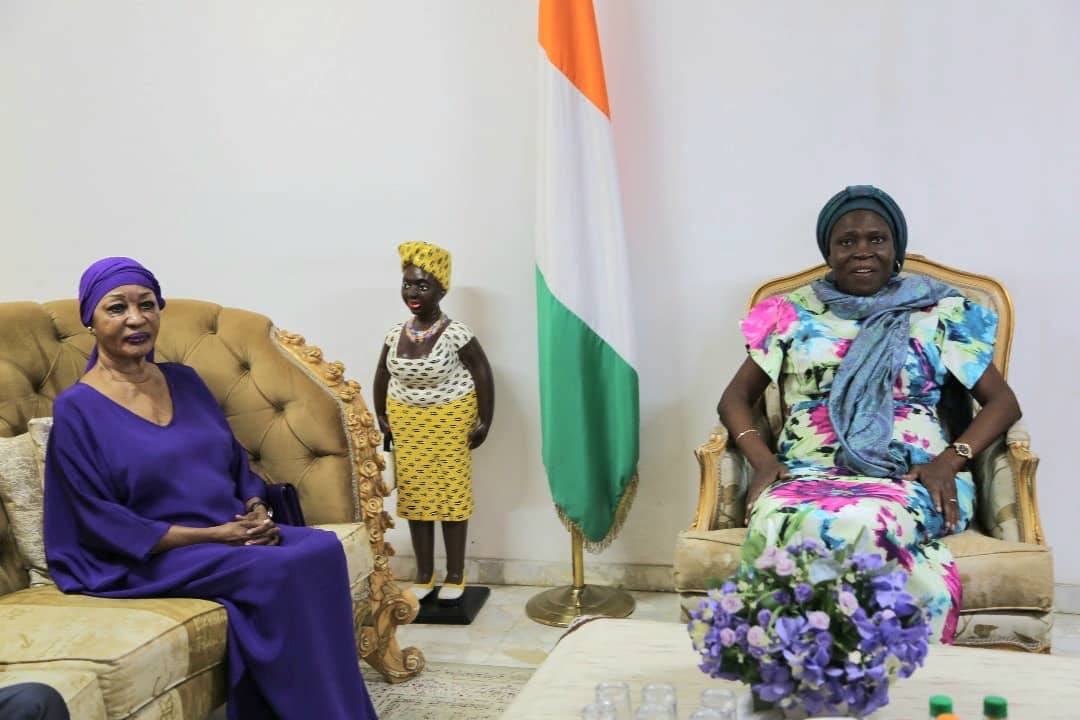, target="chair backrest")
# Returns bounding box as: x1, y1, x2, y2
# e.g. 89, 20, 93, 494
746, 254, 1014, 443
0, 299, 367, 525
